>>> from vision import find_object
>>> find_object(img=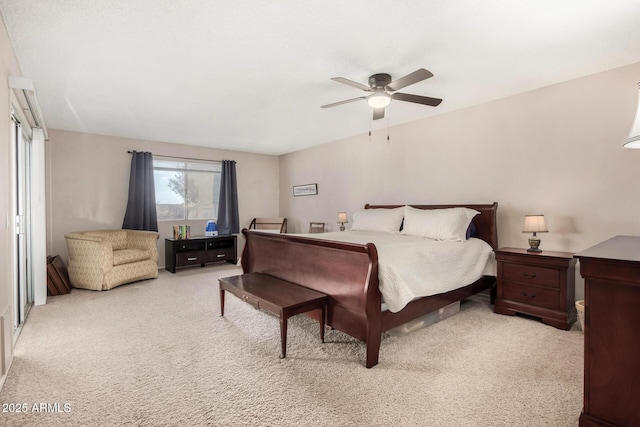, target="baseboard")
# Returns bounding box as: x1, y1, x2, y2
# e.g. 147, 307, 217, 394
0, 305, 13, 391
1, 306, 6, 375
0, 356, 10, 392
